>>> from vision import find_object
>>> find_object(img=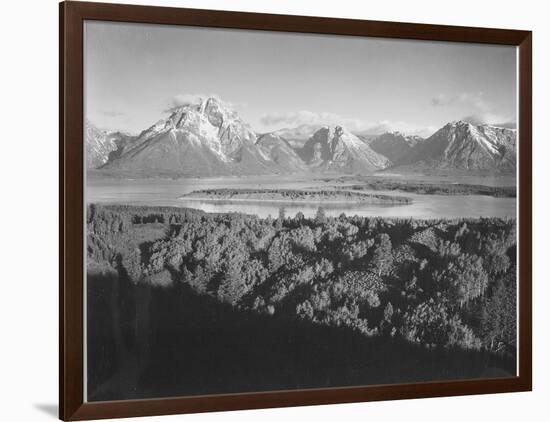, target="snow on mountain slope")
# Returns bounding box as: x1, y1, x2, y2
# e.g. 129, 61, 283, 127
92, 97, 516, 177
300, 126, 390, 173
256, 133, 309, 173
369, 131, 425, 165
85, 121, 133, 169
102, 96, 281, 176
396, 121, 516, 172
